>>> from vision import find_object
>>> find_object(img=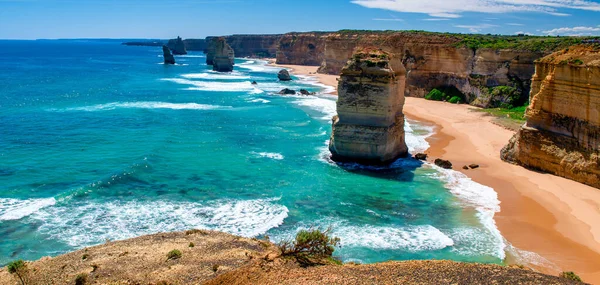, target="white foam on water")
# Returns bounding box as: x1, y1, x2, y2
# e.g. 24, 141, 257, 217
31, 198, 288, 247
238, 60, 279, 73
162, 78, 257, 93
337, 224, 454, 251
252, 152, 284, 160
506, 244, 561, 271
0, 198, 56, 221
404, 119, 434, 154
296, 74, 337, 95
58, 102, 230, 112
428, 164, 506, 259
180, 72, 251, 80
292, 96, 337, 121
249, 98, 270, 104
